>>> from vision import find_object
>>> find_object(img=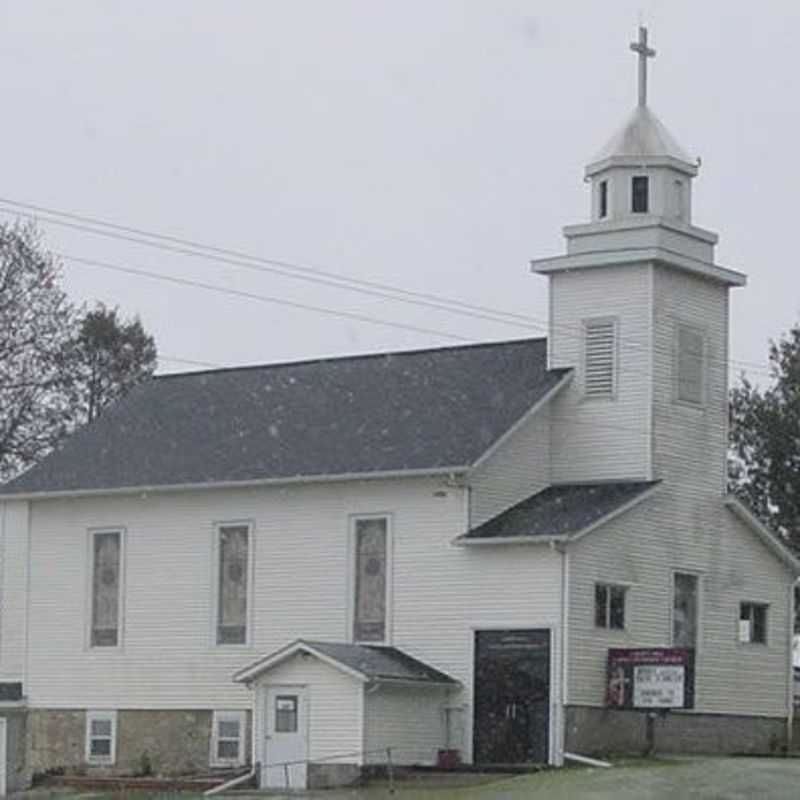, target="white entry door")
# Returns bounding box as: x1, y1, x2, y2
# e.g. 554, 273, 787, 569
0, 717, 7, 796
263, 687, 308, 790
